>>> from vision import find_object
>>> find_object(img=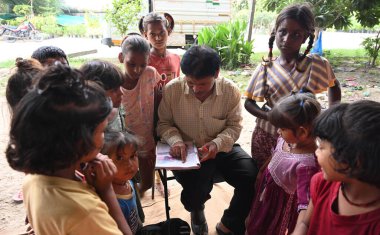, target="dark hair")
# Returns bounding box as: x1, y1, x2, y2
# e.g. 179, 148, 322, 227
121, 35, 150, 56
101, 130, 140, 156
31, 46, 69, 65
138, 12, 174, 34
266, 3, 315, 65
6, 58, 43, 111
180, 45, 220, 78
80, 60, 124, 90
313, 100, 380, 187
6, 64, 112, 174
269, 92, 321, 130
